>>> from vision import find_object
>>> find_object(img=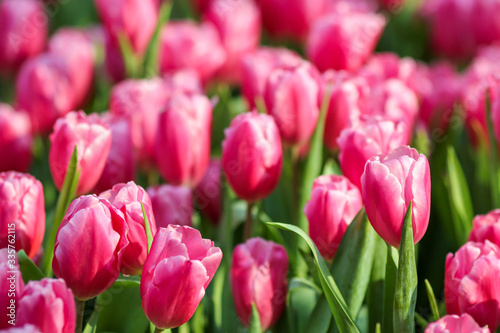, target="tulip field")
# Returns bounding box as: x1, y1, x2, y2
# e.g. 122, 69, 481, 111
3, 0, 500, 332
